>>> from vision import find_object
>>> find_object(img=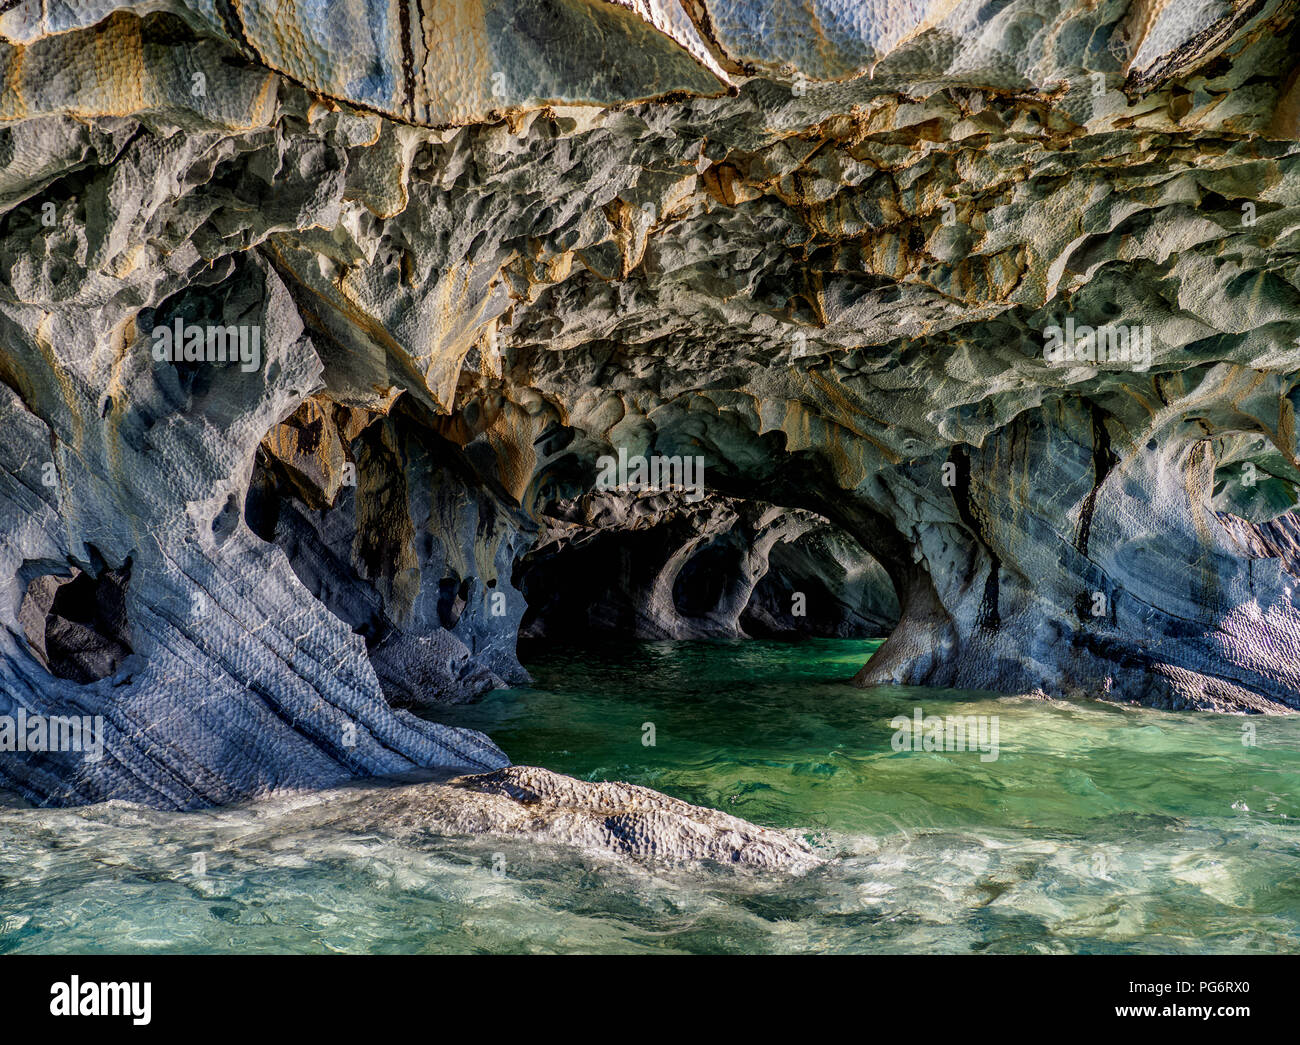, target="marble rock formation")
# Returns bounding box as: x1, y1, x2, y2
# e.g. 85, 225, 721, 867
0, 0, 1299, 841
436, 765, 822, 870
